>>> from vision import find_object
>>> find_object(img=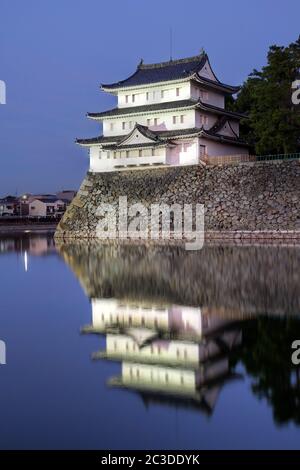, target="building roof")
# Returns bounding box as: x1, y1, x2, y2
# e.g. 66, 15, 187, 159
76, 127, 204, 146
87, 99, 245, 121
102, 54, 207, 90
77, 123, 249, 148
101, 53, 240, 93
87, 99, 197, 119
31, 197, 62, 204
